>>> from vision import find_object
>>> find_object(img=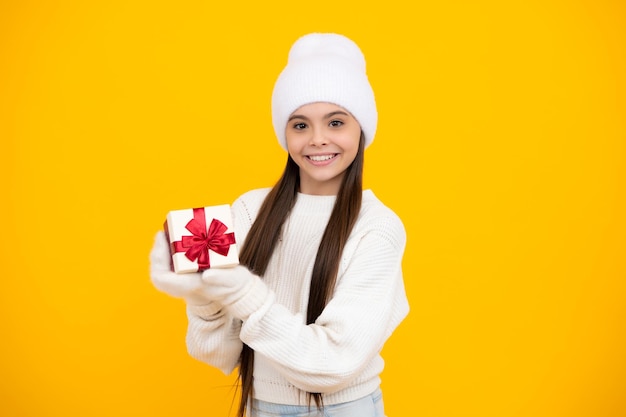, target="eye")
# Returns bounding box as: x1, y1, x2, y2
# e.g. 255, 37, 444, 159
329, 120, 344, 127
292, 122, 307, 130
